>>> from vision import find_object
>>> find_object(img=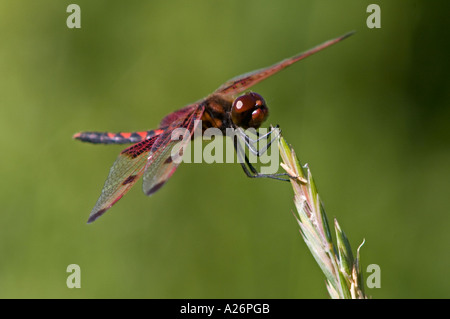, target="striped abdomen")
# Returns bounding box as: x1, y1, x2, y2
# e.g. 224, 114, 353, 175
73, 129, 163, 144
